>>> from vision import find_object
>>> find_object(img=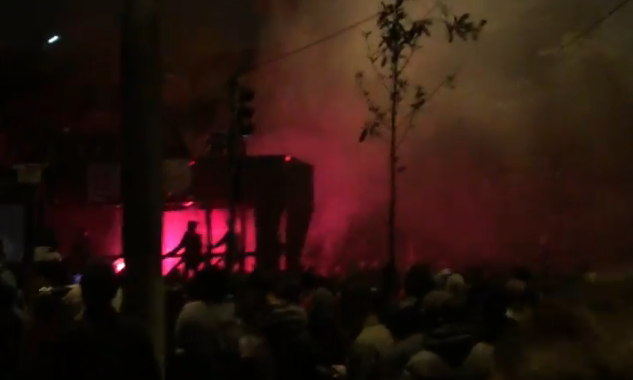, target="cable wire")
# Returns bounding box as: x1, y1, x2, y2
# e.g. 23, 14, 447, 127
251, 13, 380, 72
558, 0, 631, 51
245, 0, 436, 74
244, 0, 630, 75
